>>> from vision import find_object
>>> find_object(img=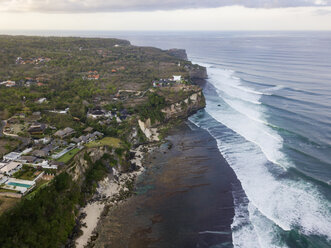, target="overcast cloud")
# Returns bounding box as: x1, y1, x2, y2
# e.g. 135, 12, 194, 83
1, 0, 331, 12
